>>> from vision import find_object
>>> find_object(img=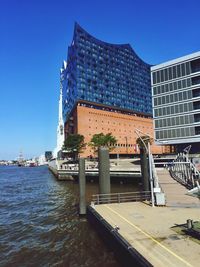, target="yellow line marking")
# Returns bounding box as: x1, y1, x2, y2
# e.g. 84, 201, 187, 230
105, 205, 193, 267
